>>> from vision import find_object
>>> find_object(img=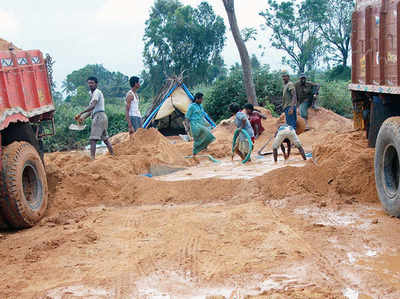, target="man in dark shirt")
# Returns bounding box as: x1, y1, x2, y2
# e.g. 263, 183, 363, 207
295, 73, 320, 130
281, 71, 297, 130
